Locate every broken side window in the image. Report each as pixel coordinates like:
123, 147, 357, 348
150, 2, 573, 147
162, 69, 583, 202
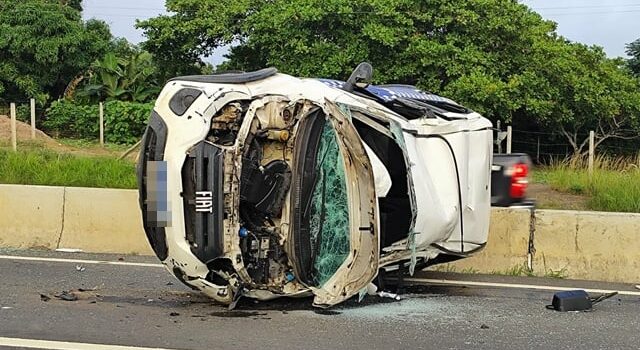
309, 121, 351, 286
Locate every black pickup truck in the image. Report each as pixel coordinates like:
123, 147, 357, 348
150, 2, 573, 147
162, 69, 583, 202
491, 153, 534, 208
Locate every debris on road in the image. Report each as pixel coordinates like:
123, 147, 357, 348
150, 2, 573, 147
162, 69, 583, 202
378, 291, 401, 301
55, 291, 79, 302
169, 312, 180, 317
635, 285, 640, 290
40, 294, 51, 302
75, 265, 86, 272
547, 290, 618, 312
480, 324, 490, 329
55, 248, 83, 253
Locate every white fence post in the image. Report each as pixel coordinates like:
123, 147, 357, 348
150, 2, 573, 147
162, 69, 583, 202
10, 103, 17, 152
30, 98, 36, 139
99, 102, 104, 147
588, 130, 595, 177
506, 126, 512, 154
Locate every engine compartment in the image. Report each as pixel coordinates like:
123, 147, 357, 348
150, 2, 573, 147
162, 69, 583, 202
203, 99, 304, 291
199, 98, 354, 292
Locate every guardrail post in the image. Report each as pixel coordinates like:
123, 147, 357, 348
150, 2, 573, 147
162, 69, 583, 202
10, 103, 17, 152
30, 98, 36, 139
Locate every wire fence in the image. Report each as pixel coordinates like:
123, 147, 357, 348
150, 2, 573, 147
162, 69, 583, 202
3, 98, 639, 161
495, 128, 640, 164
0, 101, 46, 123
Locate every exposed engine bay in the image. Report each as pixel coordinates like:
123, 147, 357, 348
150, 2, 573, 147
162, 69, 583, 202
202, 98, 347, 293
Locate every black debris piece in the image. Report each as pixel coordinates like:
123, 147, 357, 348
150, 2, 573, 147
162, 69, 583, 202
55, 291, 78, 302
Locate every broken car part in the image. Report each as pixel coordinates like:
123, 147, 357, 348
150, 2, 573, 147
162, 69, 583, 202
546, 290, 619, 312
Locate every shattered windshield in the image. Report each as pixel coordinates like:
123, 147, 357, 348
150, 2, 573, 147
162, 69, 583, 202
309, 121, 351, 286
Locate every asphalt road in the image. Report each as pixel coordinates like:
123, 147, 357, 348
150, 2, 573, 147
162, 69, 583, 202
0, 249, 639, 350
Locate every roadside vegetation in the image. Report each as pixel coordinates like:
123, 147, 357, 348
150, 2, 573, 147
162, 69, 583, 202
0, 148, 136, 189
431, 263, 568, 279
533, 155, 640, 213
0, 0, 639, 212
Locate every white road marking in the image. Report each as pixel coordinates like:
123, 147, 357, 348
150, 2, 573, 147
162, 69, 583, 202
404, 278, 640, 296
0, 337, 176, 350
0, 255, 164, 268
3, 254, 638, 296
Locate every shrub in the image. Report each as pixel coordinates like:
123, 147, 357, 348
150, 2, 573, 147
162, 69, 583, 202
103, 101, 154, 144
43, 100, 99, 139
44, 100, 153, 144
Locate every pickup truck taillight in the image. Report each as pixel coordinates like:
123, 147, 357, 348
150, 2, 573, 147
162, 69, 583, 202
509, 163, 529, 199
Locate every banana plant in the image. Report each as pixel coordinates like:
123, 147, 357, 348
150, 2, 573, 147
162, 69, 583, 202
78, 51, 160, 103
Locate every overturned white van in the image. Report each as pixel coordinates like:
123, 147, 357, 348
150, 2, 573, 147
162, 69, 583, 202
137, 64, 493, 308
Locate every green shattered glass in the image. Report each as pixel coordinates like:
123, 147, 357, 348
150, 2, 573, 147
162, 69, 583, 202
309, 120, 350, 287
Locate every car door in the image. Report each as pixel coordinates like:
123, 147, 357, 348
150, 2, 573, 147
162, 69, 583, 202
288, 100, 379, 308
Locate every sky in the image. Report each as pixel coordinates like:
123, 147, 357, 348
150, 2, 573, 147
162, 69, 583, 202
82, 0, 640, 65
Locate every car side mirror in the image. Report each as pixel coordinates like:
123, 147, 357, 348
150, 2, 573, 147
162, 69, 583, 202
342, 62, 373, 92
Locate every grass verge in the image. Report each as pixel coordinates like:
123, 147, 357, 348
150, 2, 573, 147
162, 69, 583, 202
534, 155, 640, 213
0, 148, 137, 189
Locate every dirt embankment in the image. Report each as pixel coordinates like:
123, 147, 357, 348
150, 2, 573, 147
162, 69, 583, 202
0, 115, 68, 151
0, 115, 131, 158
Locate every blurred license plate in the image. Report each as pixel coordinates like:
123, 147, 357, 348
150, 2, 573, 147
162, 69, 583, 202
146, 161, 171, 227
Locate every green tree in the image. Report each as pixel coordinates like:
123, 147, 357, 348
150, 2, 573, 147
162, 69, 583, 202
138, 0, 640, 152
627, 38, 640, 77
60, 0, 83, 11
0, 0, 110, 104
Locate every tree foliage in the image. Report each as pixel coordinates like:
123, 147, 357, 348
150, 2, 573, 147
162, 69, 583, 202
627, 38, 640, 78
138, 0, 640, 153
76, 49, 161, 103
0, 0, 110, 104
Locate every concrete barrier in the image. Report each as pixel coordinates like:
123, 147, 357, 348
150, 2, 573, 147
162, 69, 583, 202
58, 187, 153, 255
447, 208, 531, 272
0, 184, 639, 283
448, 208, 640, 283
0, 184, 64, 250
533, 210, 640, 283
0, 184, 152, 255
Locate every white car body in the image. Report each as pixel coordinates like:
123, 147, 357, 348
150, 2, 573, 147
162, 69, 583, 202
138, 68, 493, 308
